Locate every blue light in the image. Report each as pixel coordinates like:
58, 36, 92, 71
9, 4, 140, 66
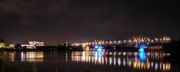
139, 52, 147, 61
95, 45, 99, 49
138, 48, 144, 52
94, 45, 103, 52
99, 46, 103, 49
97, 48, 102, 52
137, 43, 148, 49
136, 43, 148, 61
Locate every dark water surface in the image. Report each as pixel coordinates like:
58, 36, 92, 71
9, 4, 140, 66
0, 51, 179, 72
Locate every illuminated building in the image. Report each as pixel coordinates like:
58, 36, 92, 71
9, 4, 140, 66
8, 43, 15, 48
0, 42, 5, 48
0, 39, 5, 48
21, 41, 45, 49
0, 39, 20, 48
28, 41, 45, 46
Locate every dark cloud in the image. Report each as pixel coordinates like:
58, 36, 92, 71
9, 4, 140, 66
0, 0, 179, 44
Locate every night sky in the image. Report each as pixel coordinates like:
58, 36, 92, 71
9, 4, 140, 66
0, 0, 179, 44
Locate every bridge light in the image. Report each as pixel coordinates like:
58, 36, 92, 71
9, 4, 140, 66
139, 48, 144, 52
94, 45, 103, 52
95, 45, 99, 49
139, 52, 147, 61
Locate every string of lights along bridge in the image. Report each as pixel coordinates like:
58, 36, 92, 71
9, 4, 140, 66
71, 36, 171, 46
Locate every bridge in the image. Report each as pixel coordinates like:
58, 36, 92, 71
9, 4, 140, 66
71, 36, 171, 47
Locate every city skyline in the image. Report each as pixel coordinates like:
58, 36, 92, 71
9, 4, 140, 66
0, 0, 180, 72
0, 33, 178, 45
0, 34, 173, 45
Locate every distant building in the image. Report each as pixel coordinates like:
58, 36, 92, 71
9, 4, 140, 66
0, 39, 16, 48
21, 41, 45, 49
0, 39, 6, 48
8, 43, 15, 48
0, 42, 6, 48
28, 41, 45, 46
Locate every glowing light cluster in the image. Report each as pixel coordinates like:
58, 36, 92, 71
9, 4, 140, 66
137, 43, 148, 49
0, 39, 15, 48
137, 43, 148, 61
94, 45, 103, 52
71, 35, 171, 46
0, 43, 5, 48
21, 41, 45, 49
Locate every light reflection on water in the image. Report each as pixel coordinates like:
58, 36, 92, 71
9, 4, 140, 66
20, 52, 44, 62
0, 51, 171, 71
0, 52, 44, 62
71, 51, 171, 71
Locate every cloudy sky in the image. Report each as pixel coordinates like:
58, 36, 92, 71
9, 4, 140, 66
0, 0, 179, 44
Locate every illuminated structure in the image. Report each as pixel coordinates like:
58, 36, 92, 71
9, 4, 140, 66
28, 41, 45, 46
94, 45, 104, 52
71, 35, 171, 48
21, 41, 45, 49
8, 43, 15, 48
136, 43, 148, 52
132, 35, 151, 44
0, 39, 6, 48
0, 42, 5, 48
0, 39, 14, 48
